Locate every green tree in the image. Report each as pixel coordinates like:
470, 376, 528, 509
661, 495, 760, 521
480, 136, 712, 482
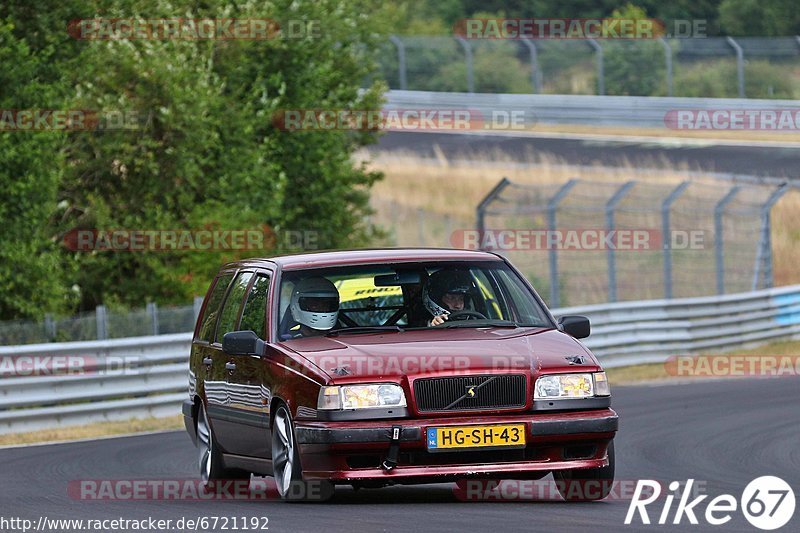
719, 0, 800, 36
0, 0, 391, 315
0, 21, 72, 319
57, 0, 389, 308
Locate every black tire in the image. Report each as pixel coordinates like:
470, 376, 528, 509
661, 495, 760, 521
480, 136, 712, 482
553, 441, 615, 502
271, 404, 333, 502
196, 402, 250, 492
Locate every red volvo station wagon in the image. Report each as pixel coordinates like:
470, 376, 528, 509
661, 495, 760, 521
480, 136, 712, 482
183, 249, 618, 501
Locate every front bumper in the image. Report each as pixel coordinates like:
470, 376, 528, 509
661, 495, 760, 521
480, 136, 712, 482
295, 408, 617, 483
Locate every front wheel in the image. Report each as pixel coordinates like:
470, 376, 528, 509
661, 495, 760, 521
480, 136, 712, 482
553, 441, 615, 502
271, 404, 333, 502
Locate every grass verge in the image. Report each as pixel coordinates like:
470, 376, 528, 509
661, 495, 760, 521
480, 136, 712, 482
606, 339, 800, 385
504, 123, 800, 144
0, 415, 183, 447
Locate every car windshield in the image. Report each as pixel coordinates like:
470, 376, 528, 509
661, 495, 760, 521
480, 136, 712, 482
277, 261, 553, 339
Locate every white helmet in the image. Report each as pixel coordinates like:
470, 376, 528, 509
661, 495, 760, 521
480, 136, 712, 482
290, 277, 339, 331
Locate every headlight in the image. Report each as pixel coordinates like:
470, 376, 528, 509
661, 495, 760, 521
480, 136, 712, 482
534, 372, 610, 399
317, 384, 407, 410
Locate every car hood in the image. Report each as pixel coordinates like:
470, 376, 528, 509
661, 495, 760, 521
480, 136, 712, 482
281, 327, 600, 381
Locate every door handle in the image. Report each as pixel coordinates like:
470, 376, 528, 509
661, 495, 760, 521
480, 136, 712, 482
225, 362, 236, 372
202, 357, 213, 366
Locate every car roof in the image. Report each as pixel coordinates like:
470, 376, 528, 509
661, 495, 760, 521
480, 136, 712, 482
222, 248, 502, 271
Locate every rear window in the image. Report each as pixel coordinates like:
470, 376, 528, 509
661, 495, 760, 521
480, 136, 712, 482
215, 272, 255, 343
196, 273, 234, 342
240, 274, 271, 339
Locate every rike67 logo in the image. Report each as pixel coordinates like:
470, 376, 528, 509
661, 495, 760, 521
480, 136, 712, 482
626, 477, 795, 530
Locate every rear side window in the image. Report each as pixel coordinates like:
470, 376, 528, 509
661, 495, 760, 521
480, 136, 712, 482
215, 272, 254, 343
240, 274, 270, 339
197, 273, 234, 342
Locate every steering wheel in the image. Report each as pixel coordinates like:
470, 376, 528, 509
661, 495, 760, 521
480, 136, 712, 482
446, 310, 487, 321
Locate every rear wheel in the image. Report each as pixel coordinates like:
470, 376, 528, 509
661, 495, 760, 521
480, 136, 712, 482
554, 441, 615, 502
271, 404, 333, 502
197, 402, 250, 491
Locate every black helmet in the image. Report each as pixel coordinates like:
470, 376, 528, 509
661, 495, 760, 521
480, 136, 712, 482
423, 269, 473, 316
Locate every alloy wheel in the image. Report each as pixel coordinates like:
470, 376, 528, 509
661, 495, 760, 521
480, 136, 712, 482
272, 407, 295, 497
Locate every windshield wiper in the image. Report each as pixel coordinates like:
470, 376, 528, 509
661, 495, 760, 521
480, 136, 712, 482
326, 325, 404, 336
441, 320, 519, 329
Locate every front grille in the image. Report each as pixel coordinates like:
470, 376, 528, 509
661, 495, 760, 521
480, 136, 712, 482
413, 374, 527, 412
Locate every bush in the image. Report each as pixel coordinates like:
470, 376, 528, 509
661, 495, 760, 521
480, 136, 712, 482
604, 41, 666, 96
430, 42, 532, 94
674, 59, 795, 99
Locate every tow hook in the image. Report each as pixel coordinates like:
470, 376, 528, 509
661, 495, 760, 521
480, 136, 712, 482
381, 426, 402, 471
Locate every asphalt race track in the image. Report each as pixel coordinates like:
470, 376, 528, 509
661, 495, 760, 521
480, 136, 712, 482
374, 131, 800, 178
1, 378, 797, 532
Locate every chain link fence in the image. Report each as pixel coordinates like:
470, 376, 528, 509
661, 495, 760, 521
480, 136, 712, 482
477, 178, 790, 307
378, 36, 800, 98
0, 300, 202, 346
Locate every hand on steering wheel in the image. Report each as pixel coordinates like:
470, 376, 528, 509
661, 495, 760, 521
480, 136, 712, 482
445, 310, 487, 321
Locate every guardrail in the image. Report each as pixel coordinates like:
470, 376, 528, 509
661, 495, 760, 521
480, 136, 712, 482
570, 284, 800, 366
0, 334, 190, 434
384, 90, 800, 128
1, 285, 799, 434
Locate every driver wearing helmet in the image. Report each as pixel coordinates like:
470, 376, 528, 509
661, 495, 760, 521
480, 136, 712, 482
422, 269, 473, 326
288, 277, 340, 337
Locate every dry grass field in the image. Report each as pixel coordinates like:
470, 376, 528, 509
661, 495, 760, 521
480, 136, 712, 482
363, 149, 800, 289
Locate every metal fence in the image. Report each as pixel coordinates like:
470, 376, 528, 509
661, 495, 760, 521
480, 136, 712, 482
477, 178, 793, 308
0, 333, 190, 434
378, 36, 800, 98
0, 299, 203, 346
2, 284, 799, 434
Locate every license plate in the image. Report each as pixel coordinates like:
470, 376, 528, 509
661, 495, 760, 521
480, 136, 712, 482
426, 424, 526, 451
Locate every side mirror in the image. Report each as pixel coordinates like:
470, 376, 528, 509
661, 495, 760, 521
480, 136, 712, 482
222, 330, 265, 356
557, 315, 590, 339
